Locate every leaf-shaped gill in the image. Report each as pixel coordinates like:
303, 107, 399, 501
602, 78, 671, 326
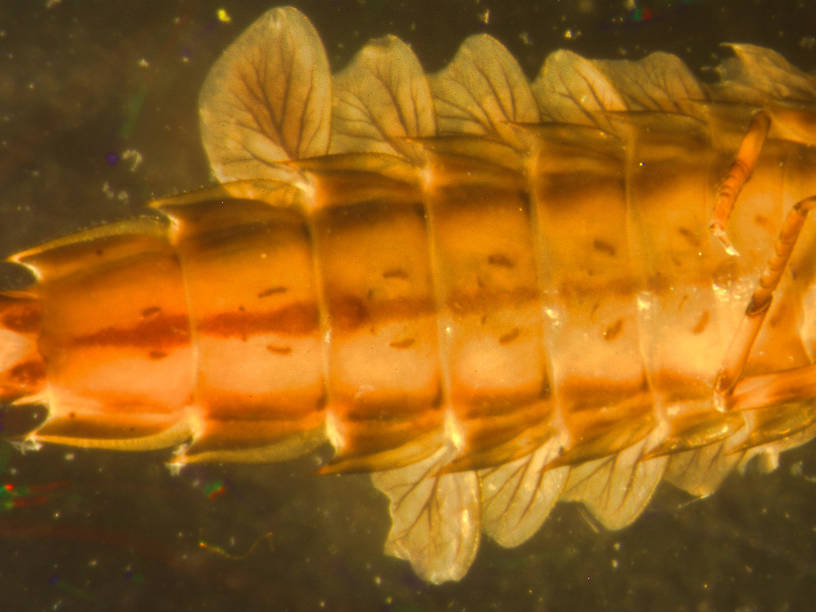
331, 35, 436, 162
199, 6, 331, 181
371, 447, 480, 583
430, 33, 539, 150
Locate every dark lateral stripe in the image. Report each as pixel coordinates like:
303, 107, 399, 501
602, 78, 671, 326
72, 315, 191, 348
198, 302, 319, 337
327, 295, 435, 331
66, 290, 529, 349
64, 270, 722, 349
448, 287, 539, 315
69, 306, 317, 349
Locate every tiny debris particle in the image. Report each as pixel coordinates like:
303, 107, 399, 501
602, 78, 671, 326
577, 0, 595, 13
217, 8, 232, 23
122, 149, 143, 172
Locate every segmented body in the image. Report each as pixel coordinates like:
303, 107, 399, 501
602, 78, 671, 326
2, 6, 816, 583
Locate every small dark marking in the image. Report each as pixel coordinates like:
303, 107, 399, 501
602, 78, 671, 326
692, 310, 710, 335
677, 226, 700, 247
499, 328, 520, 345
73, 314, 191, 348
266, 344, 293, 355
590, 300, 601, 318
149, 350, 168, 360
95, 248, 104, 257
10, 361, 45, 385
389, 337, 415, 349
257, 286, 287, 298
69, 412, 76, 419
768, 308, 785, 328
141, 306, 161, 318
331, 296, 368, 330
592, 239, 616, 257
487, 253, 514, 268
382, 268, 409, 280
238, 305, 246, 312
755, 214, 773, 232
602, 319, 623, 341
2, 307, 41, 333
646, 273, 668, 293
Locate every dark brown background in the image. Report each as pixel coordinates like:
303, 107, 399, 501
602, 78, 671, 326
1, 1, 816, 610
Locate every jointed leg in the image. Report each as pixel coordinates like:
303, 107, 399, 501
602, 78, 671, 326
714, 196, 816, 407
709, 111, 771, 256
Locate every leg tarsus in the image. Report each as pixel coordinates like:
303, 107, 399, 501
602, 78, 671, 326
709, 110, 771, 256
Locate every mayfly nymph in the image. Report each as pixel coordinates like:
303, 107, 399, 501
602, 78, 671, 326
3, 6, 816, 583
